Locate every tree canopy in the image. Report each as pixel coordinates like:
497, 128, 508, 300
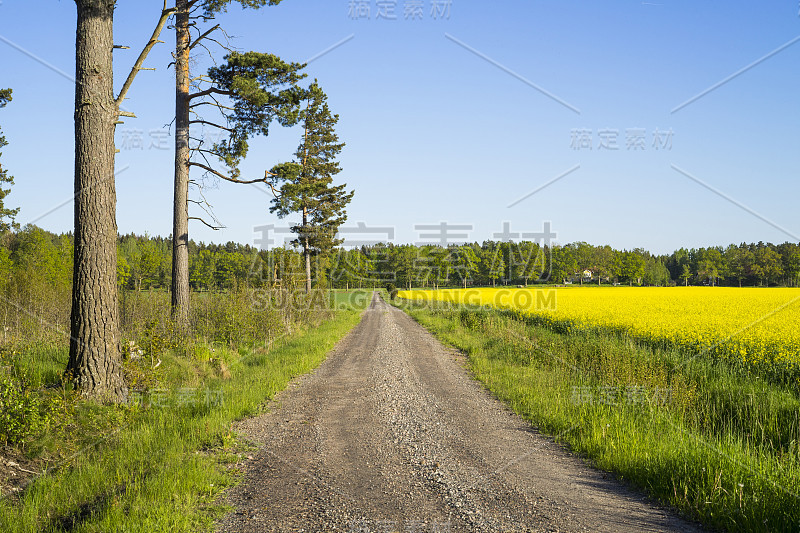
268, 82, 354, 291
205, 51, 306, 179
0, 89, 19, 233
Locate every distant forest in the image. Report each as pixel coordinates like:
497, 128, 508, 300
3, 226, 797, 292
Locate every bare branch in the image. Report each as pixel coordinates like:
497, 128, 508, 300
205, 91, 225, 109
193, 147, 217, 153
187, 176, 226, 230
194, 187, 223, 222
189, 119, 234, 132
115, 2, 175, 106
264, 170, 281, 198
195, 202, 220, 222
189, 145, 215, 166
189, 86, 233, 100
189, 162, 273, 185
201, 36, 234, 53
189, 24, 221, 50
194, 148, 215, 169
190, 101, 235, 111
193, 148, 226, 159
189, 216, 224, 230
190, 41, 218, 67
188, 162, 235, 181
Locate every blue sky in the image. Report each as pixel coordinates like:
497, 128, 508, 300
0, 0, 798, 254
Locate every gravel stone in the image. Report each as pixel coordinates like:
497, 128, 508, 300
216, 293, 701, 532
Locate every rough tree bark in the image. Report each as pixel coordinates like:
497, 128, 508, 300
303, 206, 311, 293
171, 0, 191, 329
67, 0, 127, 402
68, 0, 172, 402
301, 117, 311, 294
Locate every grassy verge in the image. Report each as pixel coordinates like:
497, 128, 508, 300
0, 290, 368, 532
397, 300, 800, 532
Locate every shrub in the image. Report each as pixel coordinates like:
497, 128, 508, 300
0, 370, 48, 447
385, 283, 398, 300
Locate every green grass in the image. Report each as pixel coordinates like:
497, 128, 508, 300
397, 300, 800, 532
0, 290, 369, 532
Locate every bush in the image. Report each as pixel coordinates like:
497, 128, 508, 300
385, 283, 398, 300
0, 371, 48, 447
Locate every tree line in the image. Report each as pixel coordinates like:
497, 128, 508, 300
1, 228, 795, 295
329, 240, 800, 289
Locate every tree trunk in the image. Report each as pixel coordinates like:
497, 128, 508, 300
171, 0, 191, 328
67, 0, 126, 403
303, 206, 311, 293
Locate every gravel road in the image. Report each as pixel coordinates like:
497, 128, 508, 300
217, 292, 701, 533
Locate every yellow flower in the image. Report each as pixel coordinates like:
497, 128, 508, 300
398, 287, 800, 373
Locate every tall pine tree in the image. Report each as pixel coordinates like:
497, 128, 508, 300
269, 82, 354, 293
0, 89, 19, 232
68, 1, 172, 402
170, 0, 287, 329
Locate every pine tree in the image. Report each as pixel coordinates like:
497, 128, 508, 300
68, 1, 172, 402
269, 82, 354, 293
170, 0, 288, 329
0, 89, 19, 232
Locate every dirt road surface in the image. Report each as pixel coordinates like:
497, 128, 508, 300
217, 293, 700, 532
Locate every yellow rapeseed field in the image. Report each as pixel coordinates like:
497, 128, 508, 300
398, 287, 800, 373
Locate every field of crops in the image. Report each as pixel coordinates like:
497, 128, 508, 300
397, 287, 800, 378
